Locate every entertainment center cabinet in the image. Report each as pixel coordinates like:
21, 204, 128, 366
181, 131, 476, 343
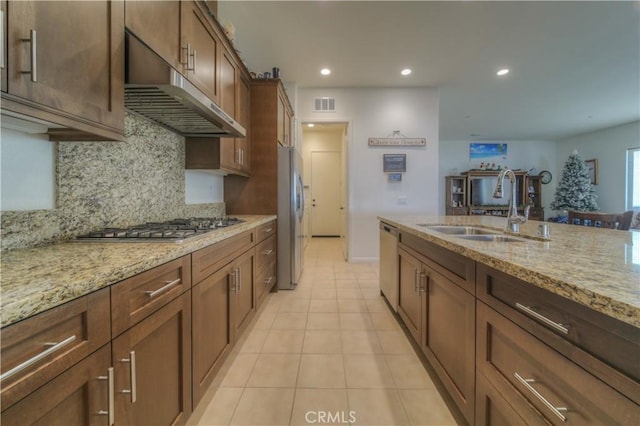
445, 171, 544, 221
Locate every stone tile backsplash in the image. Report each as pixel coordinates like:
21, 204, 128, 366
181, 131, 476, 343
1, 113, 224, 251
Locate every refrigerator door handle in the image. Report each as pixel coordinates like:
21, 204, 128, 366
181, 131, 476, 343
297, 174, 305, 220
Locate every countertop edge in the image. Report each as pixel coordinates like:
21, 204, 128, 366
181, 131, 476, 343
379, 216, 639, 328
1, 215, 277, 328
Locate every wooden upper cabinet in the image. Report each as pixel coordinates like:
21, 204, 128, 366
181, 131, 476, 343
277, 94, 286, 145
4, 0, 124, 141
124, 0, 182, 70
180, 0, 220, 104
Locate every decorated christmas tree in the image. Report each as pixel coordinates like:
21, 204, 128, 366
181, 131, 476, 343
550, 151, 598, 211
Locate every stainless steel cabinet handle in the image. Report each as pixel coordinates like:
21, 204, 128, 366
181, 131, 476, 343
515, 303, 569, 334
20, 29, 37, 82
261, 249, 274, 255
1, 10, 5, 69
414, 269, 420, 292
119, 351, 137, 403
263, 228, 273, 233
264, 277, 274, 285
97, 367, 115, 425
230, 270, 238, 292
145, 278, 181, 299
182, 43, 195, 72
237, 267, 241, 292
514, 372, 568, 422
419, 273, 427, 292
0, 335, 76, 381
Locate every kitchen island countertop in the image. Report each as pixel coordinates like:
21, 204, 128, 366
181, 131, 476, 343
1, 215, 276, 328
379, 215, 640, 328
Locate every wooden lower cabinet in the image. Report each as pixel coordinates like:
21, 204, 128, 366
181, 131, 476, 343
397, 247, 424, 343
397, 244, 475, 424
232, 248, 256, 339
112, 292, 192, 426
477, 301, 639, 425
421, 264, 475, 424
192, 265, 233, 407
1, 344, 112, 426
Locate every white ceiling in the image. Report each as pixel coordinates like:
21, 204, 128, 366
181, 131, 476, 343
218, 1, 640, 142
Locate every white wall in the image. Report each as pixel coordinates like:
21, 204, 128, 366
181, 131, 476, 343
0, 128, 56, 211
297, 87, 439, 261
556, 120, 640, 213
439, 140, 558, 215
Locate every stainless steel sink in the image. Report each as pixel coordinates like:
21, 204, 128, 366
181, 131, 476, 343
419, 225, 500, 235
456, 234, 525, 243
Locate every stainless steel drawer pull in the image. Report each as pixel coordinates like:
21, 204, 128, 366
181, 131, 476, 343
0, 10, 4, 69
264, 277, 274, 284
414, 269, 420, 292
145, 278, 181, 298
515, 372, 568, 422
237, 267, 242, 291
261, 249, 274, 255
20, 29, 37, 82
515, 303, 569, 334
263, 228, 273, 233
119, 351, 137, 403
97, 367, 115, 425
230, 270, 238, 292
0, 334, 77, 381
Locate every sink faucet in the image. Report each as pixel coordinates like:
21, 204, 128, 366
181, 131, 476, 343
493, 168, 530, 233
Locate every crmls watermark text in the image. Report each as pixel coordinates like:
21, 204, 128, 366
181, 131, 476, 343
305, 410, 356, 424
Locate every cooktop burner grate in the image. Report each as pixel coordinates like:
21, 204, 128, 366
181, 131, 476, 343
75, 217, 244, 243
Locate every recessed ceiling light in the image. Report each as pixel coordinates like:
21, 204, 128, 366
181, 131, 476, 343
401, 68, 412, 76
496, 68, 510, 76
307, 123, 315, 128
320, 68, 331, 76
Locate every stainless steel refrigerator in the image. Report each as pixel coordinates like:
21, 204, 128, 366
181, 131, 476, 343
277, 146, 305, 290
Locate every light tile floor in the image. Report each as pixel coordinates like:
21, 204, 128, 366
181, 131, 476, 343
188, 238, 456, 426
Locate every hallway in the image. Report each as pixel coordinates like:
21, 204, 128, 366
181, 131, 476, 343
189, 238, 456, 426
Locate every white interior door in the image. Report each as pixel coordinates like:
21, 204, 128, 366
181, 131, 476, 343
311, 151, 341, 236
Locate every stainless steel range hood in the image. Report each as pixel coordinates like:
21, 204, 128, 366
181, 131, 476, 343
125, 33, 246, 138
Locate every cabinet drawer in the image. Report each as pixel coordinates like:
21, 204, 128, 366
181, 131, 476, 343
111, 255, 191, 337
477, 263, 640, 399
192, 230, 255, 283
255, 221, 276, 243
1, 287, 110, 409
476, 371, 529, 426
399, 231, 475, 295
256, 261, 277, 308
477, 301, 640, 425
1, 344, 112, 426
256, 235, 276, 272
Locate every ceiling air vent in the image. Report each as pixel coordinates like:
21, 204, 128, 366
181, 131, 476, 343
313, 97, 336, 112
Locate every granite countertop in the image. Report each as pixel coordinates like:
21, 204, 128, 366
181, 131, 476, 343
379, 215, 640, 328
0, 215, 276, 328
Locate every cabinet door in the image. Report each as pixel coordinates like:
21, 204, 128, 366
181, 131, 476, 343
192, 265, 234, 407
476, 371, 530, 426
277, 94, 285, 146
1, 345, 112, 426
237, 73, 251, 173
422, 267, 476, 424
124, 0, 181, 70
180, 0, 220, 104
7, 1, 124, 137
112, 292, 192, 426
397, 247, 423, 344
284, 107, 291, 147
232, 249, 256, 338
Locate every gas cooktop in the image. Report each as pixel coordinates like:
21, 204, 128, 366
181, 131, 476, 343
75, 217, 245, 243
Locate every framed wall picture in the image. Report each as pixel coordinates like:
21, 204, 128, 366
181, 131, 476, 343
586, 159, 598, 185
383, 154, 406, 173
